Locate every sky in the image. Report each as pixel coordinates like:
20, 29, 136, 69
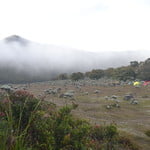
0, 0, 150, 52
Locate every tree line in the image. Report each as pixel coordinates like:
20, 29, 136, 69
57, 58, 150, 81
0, 58, 149, 83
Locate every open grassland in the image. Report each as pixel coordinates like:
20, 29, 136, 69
7, 80, 150, 150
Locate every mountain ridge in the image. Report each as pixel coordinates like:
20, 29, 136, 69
0, 35, 150, 82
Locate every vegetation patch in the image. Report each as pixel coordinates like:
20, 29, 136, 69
0, 90, 141, 150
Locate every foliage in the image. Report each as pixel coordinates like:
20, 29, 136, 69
85, 69, 104, 79
0, 91, 91, 150
70, 72, 84, 81
137, 58, 150, 80
104, 68, 115, 78
1, 58, 150, 83
89, 125, 140, 150
0, 90, 42, 150
118, 135, 140, 150
113, 66, 136, 81
0, 91, 140, 150
57, 73, 68, 80
145, 130, 150, 137
130, 61, 139, 67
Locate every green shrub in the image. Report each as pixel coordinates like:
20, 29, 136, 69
27, 105, 91, 150
118, 135, 140, 150
86, 69, 104, 79
0, 90, 42, 150
0, 91, 140, 150
145, 130, 150, 137
70, 72, 84, 81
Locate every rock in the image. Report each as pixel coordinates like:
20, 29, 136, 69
130, 100, 139, 105
94, 90, 100, 94
104, 96, 109, 100
84, 92, 89, 95
106, 105, 111, 109
44, 88, 61, 95
123, 94, 134, 101
60, 91, 75, 98
106, 103, 120, 109
111, 95, 118, 99
0, 85, 14, 93
64, 92, 74, 98
112, 103, 120, 108
114, 100, 121, 103
67, 90, 75, 93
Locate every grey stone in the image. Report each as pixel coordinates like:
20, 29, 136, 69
123, 94, 134, 101
94, 90, 100, 94
111, 95, 118, 99
130, 100, 139, 105
0, 85, 14, 92
106, 105, 111, 109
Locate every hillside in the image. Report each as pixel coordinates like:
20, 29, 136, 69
0, 35, 150, 83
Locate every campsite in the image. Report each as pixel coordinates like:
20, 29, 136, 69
1, 79, 150, 150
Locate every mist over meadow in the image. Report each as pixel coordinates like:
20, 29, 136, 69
0, 35, 149, 83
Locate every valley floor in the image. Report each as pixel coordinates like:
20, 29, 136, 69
6, 80, 150, 150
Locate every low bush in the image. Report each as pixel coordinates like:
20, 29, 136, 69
0, 90, 140, 150
145, 130, 150, 137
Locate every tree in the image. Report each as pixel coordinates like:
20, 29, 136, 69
113, 66, 136, 81
70, 72, 84, 81
137, 58, 150, 80
130, 61, 139, 67
104, 68, 115, 78
86, 69, 104, 79
57, 73, 68, 80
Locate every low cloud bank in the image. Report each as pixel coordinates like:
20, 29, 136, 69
0, 35, 149, 83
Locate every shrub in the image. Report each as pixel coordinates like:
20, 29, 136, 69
118, 135, 140, 150
0, 90, 42, 150
145, 130, 150, 137
27, 105, 91, 150
57, 73, 68, 80
86, 69, 104, 79
70, 72, 84, 81
0, 91, 140, 150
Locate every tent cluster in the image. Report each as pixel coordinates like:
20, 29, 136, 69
133, 81, 150, 87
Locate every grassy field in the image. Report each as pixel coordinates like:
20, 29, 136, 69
10, 80, 150, 150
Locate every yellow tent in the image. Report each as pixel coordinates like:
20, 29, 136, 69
133, 81, 140, 86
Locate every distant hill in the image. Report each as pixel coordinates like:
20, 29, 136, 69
0, 35, 150, 83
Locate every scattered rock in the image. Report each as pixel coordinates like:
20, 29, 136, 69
106, 103, 120, 109
0, 85, 14, 93
44, 88, 61, 95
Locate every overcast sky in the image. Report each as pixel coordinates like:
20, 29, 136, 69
0, 0, 150, 52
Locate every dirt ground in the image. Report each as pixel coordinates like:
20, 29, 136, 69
10, 80, 150, 150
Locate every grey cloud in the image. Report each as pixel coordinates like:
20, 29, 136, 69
0, 35, 149, 83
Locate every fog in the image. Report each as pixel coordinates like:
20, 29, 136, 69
0, 35, 150, 82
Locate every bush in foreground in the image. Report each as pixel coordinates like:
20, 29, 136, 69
0, 90, 140, 150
